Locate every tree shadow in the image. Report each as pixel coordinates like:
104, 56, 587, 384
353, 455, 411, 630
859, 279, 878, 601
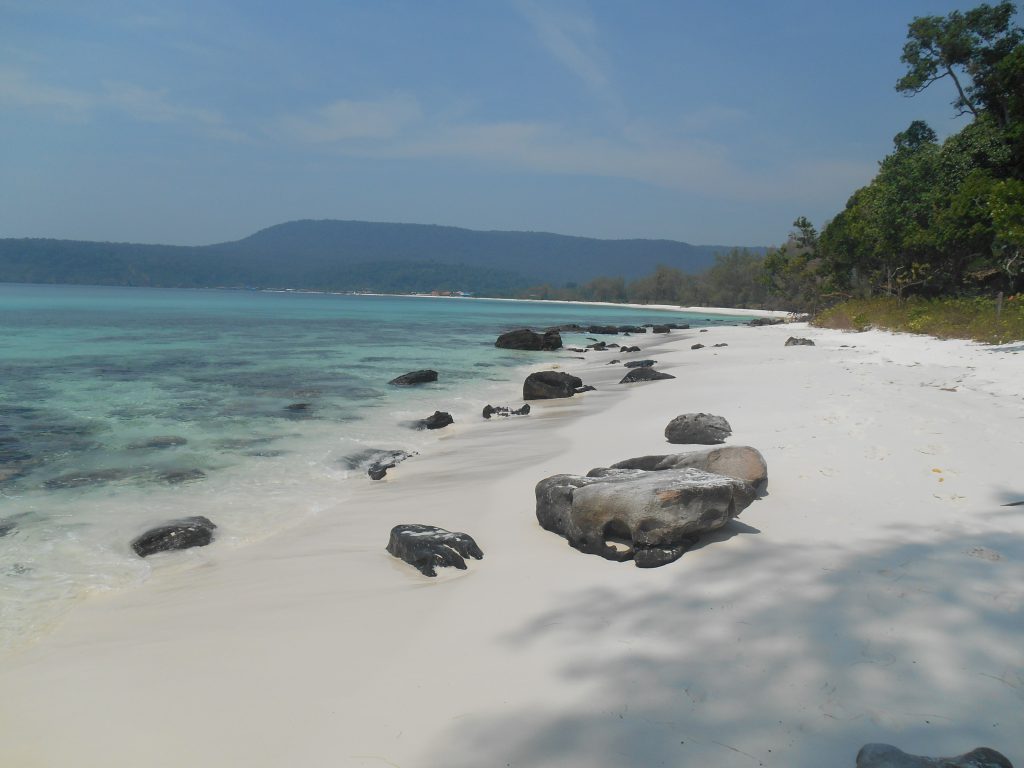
423, 523, 1024, 767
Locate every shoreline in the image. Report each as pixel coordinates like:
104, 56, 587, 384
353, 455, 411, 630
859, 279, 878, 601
1, 323, 1020, 766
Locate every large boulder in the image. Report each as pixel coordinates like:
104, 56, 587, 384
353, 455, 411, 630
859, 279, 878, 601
495, 328, 563, 351
389, 369, 438, 386
619, 367, 675, 384
856, 744, 1012, 768
600, 445, 768, 493
536, 467, 757, 568
386, 524, 484, 577
665, 413, 732, 444
623, 359, 656, 368
523, 371, 584, 400
785, 336, 815, 346
131, 516, 217, 557
410, 411, 454, 430
651, 325, 671, 333
588, 325, 619, 335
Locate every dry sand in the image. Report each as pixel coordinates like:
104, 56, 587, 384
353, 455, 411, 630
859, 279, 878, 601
0, 321, 1021, 767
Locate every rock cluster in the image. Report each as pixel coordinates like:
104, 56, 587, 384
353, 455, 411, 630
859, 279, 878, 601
482, 404, 531, 419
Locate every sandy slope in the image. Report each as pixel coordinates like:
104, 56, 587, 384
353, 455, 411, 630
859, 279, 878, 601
0, 322, 1021, 768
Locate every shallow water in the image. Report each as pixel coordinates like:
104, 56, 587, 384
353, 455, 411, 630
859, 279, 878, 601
0, 284, 746, 648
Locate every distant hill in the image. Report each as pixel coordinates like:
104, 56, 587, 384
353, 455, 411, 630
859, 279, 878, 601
0, 219, 763, 295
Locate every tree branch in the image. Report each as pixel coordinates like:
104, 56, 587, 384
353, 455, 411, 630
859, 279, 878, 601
945, 65, 979, 117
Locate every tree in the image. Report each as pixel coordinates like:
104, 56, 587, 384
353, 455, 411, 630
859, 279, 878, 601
897, 2, 1023, 127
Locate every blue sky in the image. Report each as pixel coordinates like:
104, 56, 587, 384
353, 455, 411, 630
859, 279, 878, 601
0, 0, 982, 247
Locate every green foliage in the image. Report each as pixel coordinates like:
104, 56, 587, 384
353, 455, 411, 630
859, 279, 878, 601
814, 294, 1024, 343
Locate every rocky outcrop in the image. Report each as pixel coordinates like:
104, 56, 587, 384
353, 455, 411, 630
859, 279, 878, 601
855, 744, 1012, 768
601, 445, 768, 492
652, 325, 670, 333
388, 369, 438, 386
623, 359, 656, 368
482, 404, 530, 419
749, 317, 785, 326
495, 328, 563, 351
617, 325, 646, 334
411, 411, 454, 430
131, 516, 217, 557
619, 345, 641, 353
785, 337, 815, 346
588, 325, 619, 335
536, 466, 757, 568
386, 524, 484, 577
523, 371, 584, 400
665, 413, 732, 444
619, 367, 675, 383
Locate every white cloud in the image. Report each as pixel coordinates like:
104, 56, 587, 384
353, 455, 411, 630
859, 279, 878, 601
276, 96, 421, 143
514, 0, 612, 98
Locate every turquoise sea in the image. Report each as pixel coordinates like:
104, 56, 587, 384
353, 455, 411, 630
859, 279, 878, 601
0, 283, 747, 648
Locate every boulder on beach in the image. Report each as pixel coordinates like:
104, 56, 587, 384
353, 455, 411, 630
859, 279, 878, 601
691, 343, 705, 350
651, 325, 670, 333
342, 448, 417, 480
785, 337, 815, 346
495, 328, 563, 351
588, 325, 619, 335
665, 413, 732, 445
623, 359, 656, 368
749, 317, 785, 326
411, 411, 454, 430
386, 524, 484, 577
536, 466, 758, 568
619, 345, 641, 353
619, 367, 675, 384
131, 516, 217, 558
855, 744, 1012, 768
388, 369, 438, 386
482, 403, 530, 419
523, 371, 584, 400
713, 343, 728, 348
601, 445, 768, 492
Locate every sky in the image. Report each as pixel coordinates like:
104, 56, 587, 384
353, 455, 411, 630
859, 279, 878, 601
0, 0, 987, 247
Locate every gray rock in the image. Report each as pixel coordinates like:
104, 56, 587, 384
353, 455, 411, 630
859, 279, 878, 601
785, 336, 815, 346
623, 359, 656, 368
665, 413, 732, 445
619, 345, 642, 352
482, 404, 530, 419
523, 371, 584, 400
495, 328, 563, 351
599, 445, 768, 492
389, 369, 438, 386
536, 467, 757, 568
131, 516, 217, 557
410, 411, 454, 430
0, 519, 16, 538
691, 343, 705, 349
749, 317, 785, 326
619, 367, 675, 384
157, 468, 207, 484
341, 448, 417, 480
652, 325, 670, 333
386, 524, 483, 577
855, 743, 1012, 768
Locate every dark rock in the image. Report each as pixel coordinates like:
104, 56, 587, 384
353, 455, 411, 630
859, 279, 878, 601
523, 371, 584, 400
749, 317, 785, 326
128, 436, 188, 450
343, 448, 417, 480
0, 519, 16, 538
712, 343, 728, 348
574, 385, 597, 393
855, 744, 1012, 768
131, 516, 217, 557
652, 325, 671, 333
586, 341, 608, 350
665, 413, 732, 445
495, 328, 563, 351
623, 359, 656, 368
786, 336, 815, 346
699, 329, 709, 332
600, 445, 768, 492
619, 345, 642, 353
619, 367, 675, 383
482, 404, 530, 419
536, 467, 757, 568
389, 369, 438, 386
565, 347, 586, 353
691, 343, 705, 350
617, 325, 645, 334
607, 343, 620, 348
386, 524, 484, 577
410, 411, 454, 430
158, 468, 207, 484
285, 403, 312, 412
588, 325, 619, 335
606, 359, 621, 365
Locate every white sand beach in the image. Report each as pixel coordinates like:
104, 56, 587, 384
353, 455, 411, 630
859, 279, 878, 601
1, 321, 1021, 767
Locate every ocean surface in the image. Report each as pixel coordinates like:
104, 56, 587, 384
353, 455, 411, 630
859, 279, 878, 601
0, 283, 748, 648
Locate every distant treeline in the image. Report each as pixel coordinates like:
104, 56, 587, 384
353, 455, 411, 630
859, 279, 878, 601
519, 248, 787, 309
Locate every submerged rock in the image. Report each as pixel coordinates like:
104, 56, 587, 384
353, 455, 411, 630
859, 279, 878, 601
131, 516, 217, 558
342, 448, 418, 480
386, 524, 484, 577
691, 343, 705, 350
855, 744, 1012, 768
128, 436, 188, 450
157, 468, 207, 484
411, 411, 454, 430
388, 370, 438, 386
44, 468, 136, 489
482, 404, 531, 419
0, 519, 16, 538
523, 371, 584, 400
664, 413, 732, 445
495, 328, 563, 351
619, 367, 675, 384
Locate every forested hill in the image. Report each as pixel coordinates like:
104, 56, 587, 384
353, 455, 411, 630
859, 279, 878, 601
0, 219, 757, 296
